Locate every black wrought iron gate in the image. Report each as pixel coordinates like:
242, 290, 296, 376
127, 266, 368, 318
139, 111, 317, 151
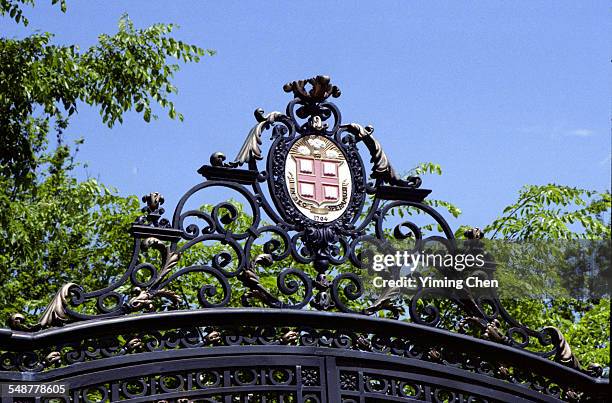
0, 76, 608, 402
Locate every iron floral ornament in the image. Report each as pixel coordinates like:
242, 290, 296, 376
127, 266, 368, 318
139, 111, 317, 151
4, 76, 606, 402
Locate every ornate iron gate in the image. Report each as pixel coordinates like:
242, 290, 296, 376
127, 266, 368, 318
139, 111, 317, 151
0, 76, 608, 402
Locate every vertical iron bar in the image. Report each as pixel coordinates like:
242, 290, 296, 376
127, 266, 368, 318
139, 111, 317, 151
324, 356, 341, 403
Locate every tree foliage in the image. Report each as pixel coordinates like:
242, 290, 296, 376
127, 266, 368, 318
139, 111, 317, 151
1, 0, 66, 26
479, 185, 610, 367
0, 2, 212, 323
0, 144, 140, 322
485, 184, 611, 240
476, 185, 610, 366
1, 7, 214, 186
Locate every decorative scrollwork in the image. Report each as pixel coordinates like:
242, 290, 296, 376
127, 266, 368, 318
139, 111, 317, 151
232, 109, 286, 167
10, 283, 81, 331
543, 326, 581, 370
283, 75, 341, 104
136, 192, 170, 227
340, 123, 420, 187
126, 287, 181, 312
5, 75, 599, 399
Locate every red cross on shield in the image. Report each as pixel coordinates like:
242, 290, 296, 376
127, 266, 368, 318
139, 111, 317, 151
295, 156, 341, 205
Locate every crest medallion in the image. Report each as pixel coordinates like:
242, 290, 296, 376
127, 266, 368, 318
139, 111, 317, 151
284, 135, 352, 222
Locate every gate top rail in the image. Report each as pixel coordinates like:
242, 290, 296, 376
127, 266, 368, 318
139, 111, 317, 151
1, 309, 609, 401
0, 308, 606, 388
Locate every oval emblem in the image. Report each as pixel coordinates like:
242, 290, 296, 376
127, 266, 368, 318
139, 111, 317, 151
285, 135, 352, 223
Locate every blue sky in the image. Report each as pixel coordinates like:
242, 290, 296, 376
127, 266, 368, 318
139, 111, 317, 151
2, 1, 610, 229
